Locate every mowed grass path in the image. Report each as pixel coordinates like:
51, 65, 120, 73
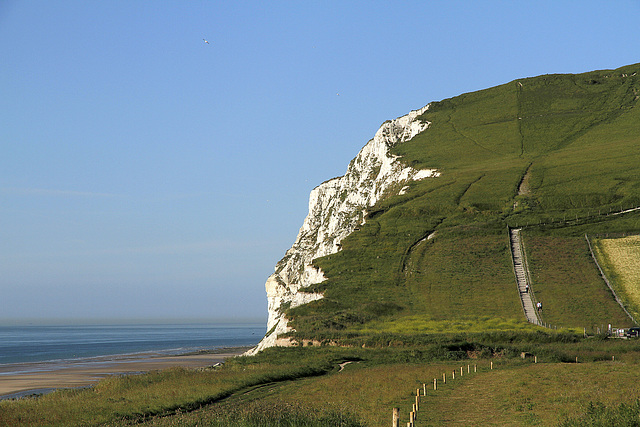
136, 355, 640, 427
140, 361, 503, 426
523, 233, 633, 330
253, 362, 474, 426
420, 358, 640, 426
120, 362, 463, 426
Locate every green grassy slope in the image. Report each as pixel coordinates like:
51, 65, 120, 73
524, 234, 633, 330
287, 64, 640, 340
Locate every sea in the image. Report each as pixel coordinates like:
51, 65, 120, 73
0, 322, 265, 370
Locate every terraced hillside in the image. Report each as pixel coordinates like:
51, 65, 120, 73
288, 63, 640, 340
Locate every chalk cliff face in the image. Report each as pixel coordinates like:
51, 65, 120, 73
248, 104, 439, 354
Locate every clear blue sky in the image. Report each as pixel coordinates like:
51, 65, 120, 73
1, 1, 638, 324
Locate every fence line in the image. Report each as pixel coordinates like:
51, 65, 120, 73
392, 352, 625, 426
391, 362, 487, 427
584, 234, 638, 325
589, 232, 640, 239
509, 229, 634, 332
507, 205, 640, 230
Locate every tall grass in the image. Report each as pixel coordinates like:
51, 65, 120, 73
166, 361, 505, 427
559, 401, 640, 427
0, 350, 334, 427
124, 401, 365, 427
139, 347, 640, 427
421, 360, 640, 426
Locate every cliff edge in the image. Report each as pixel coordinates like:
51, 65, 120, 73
248, 104, 439, 354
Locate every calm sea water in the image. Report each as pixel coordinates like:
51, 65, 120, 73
0, 323, 265, 367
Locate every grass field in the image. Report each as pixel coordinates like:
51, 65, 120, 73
5, 342, 640, 426
129, 342, 640, 426
420, 359, 640, 426
523, 233, 633, 331
593, 235, 640, 321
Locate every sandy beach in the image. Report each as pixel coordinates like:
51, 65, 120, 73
0, 348, 249, 399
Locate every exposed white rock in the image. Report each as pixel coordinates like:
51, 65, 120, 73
246, 104, 439, 355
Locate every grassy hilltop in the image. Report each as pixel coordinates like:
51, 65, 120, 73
4, 64, 640, 426
290, 63, 640, 339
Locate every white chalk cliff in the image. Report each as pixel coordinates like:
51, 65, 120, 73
248, 104, 439, 355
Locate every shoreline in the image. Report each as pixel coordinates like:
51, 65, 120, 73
0, 346, 253, 400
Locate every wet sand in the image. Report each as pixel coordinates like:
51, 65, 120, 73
0, 348, 250, 399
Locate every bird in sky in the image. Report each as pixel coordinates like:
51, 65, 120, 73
203, 38, 210, 44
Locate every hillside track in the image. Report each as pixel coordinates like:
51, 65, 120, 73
509, 228, 540, 325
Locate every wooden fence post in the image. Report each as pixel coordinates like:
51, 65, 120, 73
392, 407, 400, 427
452, 370, 455, 380
468, 364, 470, 374
423, 383, 426, 396
491, 361, 493, 370
534, 356, 537, 363
460, 366, 464, 376
434, 378, 437, 390
443, 373, 446, 384
474, 364, 477, 373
